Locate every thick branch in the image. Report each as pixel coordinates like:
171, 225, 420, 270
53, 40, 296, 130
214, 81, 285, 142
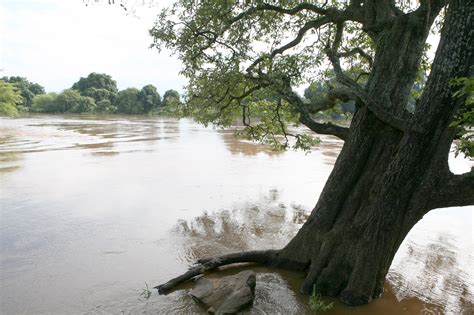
415, 0, 449, 21
155, 250, 278, 294
280, 82, 349, 140
186, 3, 331, 62
337, 47, 374, 68
247, 16, 331, 72
427, 170, 474, 210
229, 2, 363, 23
245, 73, 350, 140
326, 23, 407, 131
299, 112, 349, 140
307, 86, 356, 114
360, 0, 399, 34
227, 3, 328, 27
255, 3, 329, 16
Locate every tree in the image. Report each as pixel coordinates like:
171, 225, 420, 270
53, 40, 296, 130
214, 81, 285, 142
56, 89, 96, 113
153, 0, 474, 306
82, 87, 117, 104
72, 72, 118, 93
116, 87, 142, 114
29, 83, 45, 96
31, 93, 59, 113
1, 76, 45, 109
0, 80, 22, 116
139, 84, 161, 112
95, 99, 116, 113
72, 72, 118, 103
162, 89, 181, 107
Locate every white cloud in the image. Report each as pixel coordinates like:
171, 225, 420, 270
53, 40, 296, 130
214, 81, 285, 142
0, 0, 186, 94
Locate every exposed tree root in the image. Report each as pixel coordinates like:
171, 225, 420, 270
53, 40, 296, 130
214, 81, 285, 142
155, 250, 282, 294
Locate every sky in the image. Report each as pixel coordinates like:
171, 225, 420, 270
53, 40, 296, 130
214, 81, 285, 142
0, 0, 185, 93
0, 1, 441, 96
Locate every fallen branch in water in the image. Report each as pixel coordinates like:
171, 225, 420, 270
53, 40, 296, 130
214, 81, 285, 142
155, 250, 281, 294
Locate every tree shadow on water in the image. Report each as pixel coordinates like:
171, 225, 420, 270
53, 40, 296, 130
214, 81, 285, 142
171, 189, 309, 266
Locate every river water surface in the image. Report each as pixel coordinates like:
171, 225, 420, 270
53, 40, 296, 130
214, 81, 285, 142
0, 115, 472, 314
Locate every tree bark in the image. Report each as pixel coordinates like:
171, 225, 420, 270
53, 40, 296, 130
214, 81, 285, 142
156, 0, 473, 306
274, 0, 473, 305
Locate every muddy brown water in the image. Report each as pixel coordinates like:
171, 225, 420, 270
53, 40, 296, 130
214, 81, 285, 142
0, 114, 472, 314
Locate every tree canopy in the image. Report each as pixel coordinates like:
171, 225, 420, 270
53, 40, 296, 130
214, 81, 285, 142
3, 72, 179, 115
32, 93, 59, 113
1, 76, 45, 110
162, 89, 181, 107
116, 87, 142, 114
139, 84, 162, 112
149, 0, 472, 155
72, 72, 119, 95
0, 80, 23, 116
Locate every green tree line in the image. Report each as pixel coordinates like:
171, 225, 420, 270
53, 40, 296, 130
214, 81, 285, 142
0, 73, 181, 116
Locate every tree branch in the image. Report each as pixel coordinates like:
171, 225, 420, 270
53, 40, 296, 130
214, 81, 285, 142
253, 3, 330, 16
427, 170, 474, 210
307, 86, 356, 114
227, 2, 330, 27
325, 22, 407, 132
247, 16, 331, 73
278, 80, 349, 140
228, 1, 364, 23
243, 72, 350, 141
415, 0, 449, 21
299, 112, 349, 140
337, 47, 374, 68
155, 250, 279, 294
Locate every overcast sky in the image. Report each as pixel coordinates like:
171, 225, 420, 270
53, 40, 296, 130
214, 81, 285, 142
1, 1, 441, 96
0, 0, 185, 93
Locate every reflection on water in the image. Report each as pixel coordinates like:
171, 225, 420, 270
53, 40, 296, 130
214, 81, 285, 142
0, 114, 472, 314
0, 115, 176, 158
173, 191, 305, 265
171, 190, 473, 314
389, 233, 474, 314
220, 130, 284, 157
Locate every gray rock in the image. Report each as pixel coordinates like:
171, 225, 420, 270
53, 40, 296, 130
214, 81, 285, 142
189, 270, 256, 314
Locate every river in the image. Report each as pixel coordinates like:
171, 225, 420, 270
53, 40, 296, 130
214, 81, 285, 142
0, 115, 472, 314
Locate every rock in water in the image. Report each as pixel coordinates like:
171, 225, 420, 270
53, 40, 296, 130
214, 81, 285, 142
189, 270, 257, 314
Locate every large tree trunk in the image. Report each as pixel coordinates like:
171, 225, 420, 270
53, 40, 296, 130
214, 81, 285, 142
275, 0, 473, 305
157, 0, 473, 305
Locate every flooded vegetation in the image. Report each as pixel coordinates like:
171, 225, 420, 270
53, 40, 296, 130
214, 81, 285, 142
0, 115, 472, 314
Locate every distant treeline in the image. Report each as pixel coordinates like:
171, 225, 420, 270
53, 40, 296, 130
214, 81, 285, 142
0, 73, 181, 116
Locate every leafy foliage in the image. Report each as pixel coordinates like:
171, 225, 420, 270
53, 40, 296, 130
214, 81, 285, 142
0, 80, 23, 116
1, 76, 45, 110
71, 73, 118, 111
32, 93, 59, 113
450, 77, 474, 158
56, 89, 96, 113
304, 80, 355, 119
82, 87, 117, 104
139, 84, 162, 112
23, 72, 180, 115
149, 0, 380, 149
32, 89, 95, 113
95, 99, 116, 113
162, 89, 181, 107
72, 72, 118, 95
309, 285, 334, 312
116, 87, 142, 114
